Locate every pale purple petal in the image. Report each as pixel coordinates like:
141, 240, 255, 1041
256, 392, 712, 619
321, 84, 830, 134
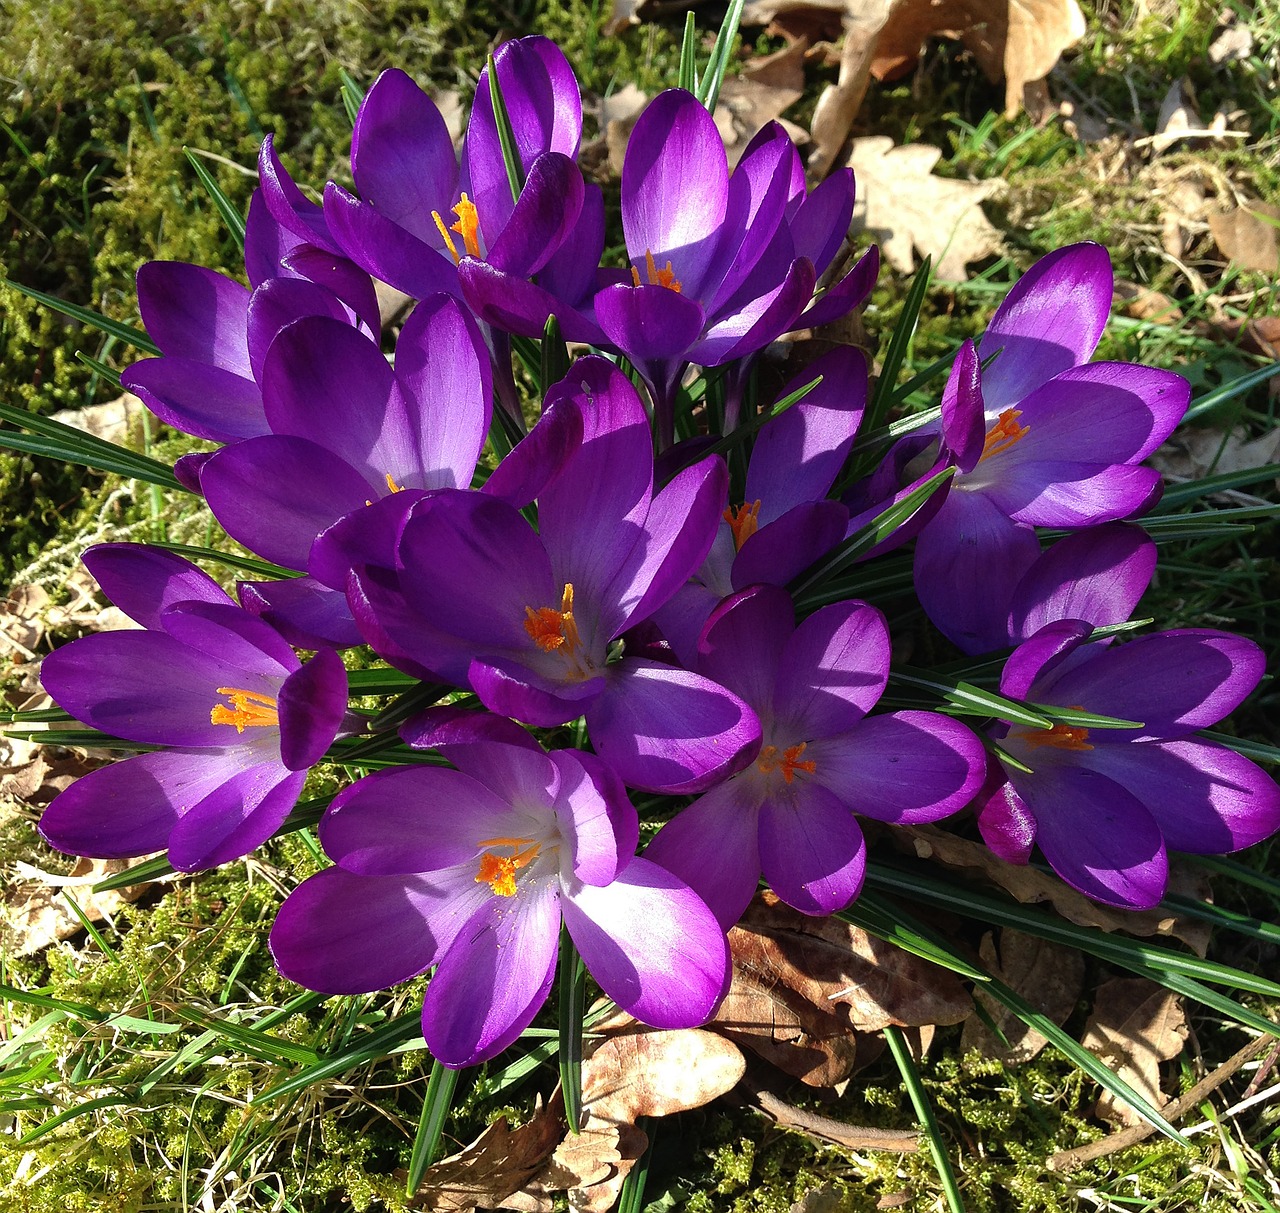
469, 655, 605, 728
975, 770, 1037, 863
122, 357, 265, 444
759, 786, 866, 916
563, 857, 729, 1026
998, 619, 1094, 700
157, 599, 297, 674
245, 276, 361, 384
554, 749, 638, 886
270, 867, 440, 994
485, 152, 584, 278
939, 340, 985, 472
258, 135, 338, 253
422, 881, 561, 1067
135, 261, 252, 374
166, 763, 303, 871
587, 659, 761, 794
731, 501, 849, 591
81, 543, 233, 629
696, 585, 792, 714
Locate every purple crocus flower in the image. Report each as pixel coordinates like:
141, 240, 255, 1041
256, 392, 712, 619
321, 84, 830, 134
646, 584, 987, 928
979, 620, 1280, 909
910, 243, 1189, 652
346, 356, 760, 793
269, 720, 729, 1068
197, 293, 492, 647
38, 544, 349, 872
653, 345, 867, 664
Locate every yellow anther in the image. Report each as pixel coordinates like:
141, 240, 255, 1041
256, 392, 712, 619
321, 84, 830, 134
432, 210, 461, 263
450, 194, 482, 258
757, 742, 817, 784
723, 500, 762, 551
385, 471, 404, 494
979, 408, 1030, 463
210, 687, 279, 733
474, 837, 542, 897
523, 583, 581, 653
632, 248, 683, 292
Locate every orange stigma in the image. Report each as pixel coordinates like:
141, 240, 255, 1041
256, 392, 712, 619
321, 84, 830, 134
630, 248, 683, 293
432, 193, 482, 263
757, 742, 817, 784
1022, 722, 1093, 752
474, 837, 542, 896
210, 687, 279, 733
723, 500, 762, 551
384, 472, 404, 494
979, 408, 1030, 463
523, 583, 581, 653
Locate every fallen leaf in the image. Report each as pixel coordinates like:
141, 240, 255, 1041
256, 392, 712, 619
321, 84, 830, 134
1208, 21, 1253, 65
1081, 977, 1188, 1127
714, 40, 809, 165
3, 855, 152, 955
712, 893, 970, 1085
1151, 423, 1280, 489
513, 1021, 747, 1212
847, 137, 1005, 281
51, 392, 145, 446
407, 1095, 565, 1211
600, 82, 649, 178
961, 929, 1085, 1063
1114, 281, 1184, 324
897, 824, 1213, 955
1208, 201, 1280, 273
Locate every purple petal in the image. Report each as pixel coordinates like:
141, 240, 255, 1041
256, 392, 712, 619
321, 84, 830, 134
351, 68, 457, 245
939, 340, 985, 472
759, 785, 867, 915
270, 866, 441, 994
644, 779, 763, 930
998, 619, 1095, 700
422, 882, 561, 1067
279, 245, 382, 335
485, 152, 584, 278
622, 90, 728, 299
696, 584, 793, 714
1009, 523, 1157, 644
136, 262, 251, 375
277, 647, 348, 770
399, 704, 540, 755
166, 763, 303, 871
537, 180, 605, 306
321, 765, 514, 876
694, 253, 815, 367
1012, 763, 1168, 909
975, 767, 1038, 863
1039, 630, 1266, 740
773, 599, 890, 735
554, 748, 639, 886
787, 168, 856, 275
806, 711, 986, 822
458, 258, 607, 344
563, 857, 730, 1026
978, 243, 1113, 411
594, 281, 706, 364
258, 134, 339, 254
797, 245, 879, 329
122, 356, 265, 444
1087, 737, 1280, 854
157, 599, 298, 675
245, 275, 363, 384
482, 394, 584, 509
913, 489, 1042, 655
469, 655, 605, 728
731, 501, 849, 590
245, 187, 305, 286
587, 659, 761, 794
82, 543, 233, 630
238, 576, 364, 650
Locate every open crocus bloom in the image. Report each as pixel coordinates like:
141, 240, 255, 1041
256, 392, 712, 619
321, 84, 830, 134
646, 585, 987, 928
269, 721, 729, 1068
980, 620, 1280, 909
911, 243, 1190, 653
38, 545, 349, 872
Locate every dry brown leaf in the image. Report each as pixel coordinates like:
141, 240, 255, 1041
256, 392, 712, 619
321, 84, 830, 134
961, 928, 1084, 1063
1152, 423, 1280, 489
847, 137, 1004, 281
1081, 977, 1188, 1127
513, 1022, 746, 1212
898, 824, 1212, 954
407, 1096, 565, 1211
1208, 21, 1253, 65
1114, 281, 1184, 325
713, 893, 970, 1086
601, 83, 649, 178
1208, 201, 1280, 273
3, 855, 150, 954
714, 40, 809, 165
51, 392, 145, 446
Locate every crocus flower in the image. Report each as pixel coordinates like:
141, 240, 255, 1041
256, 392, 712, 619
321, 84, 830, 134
646, 584, 987, 928
269, 721, 729, 1068
653, 345, 867, 664
980, 619, 1280, 909
38, 545, 349, 871
910, 244, 1189, 652
346, 356, 760, 793
198, 293, 492, 647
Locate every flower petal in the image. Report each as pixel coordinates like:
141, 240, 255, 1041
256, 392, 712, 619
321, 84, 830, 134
122, 356, 264, 444
759, 785, 866, 916
166, 764, 304, 871
277, 647, 348, 771
82, 543, 233, 630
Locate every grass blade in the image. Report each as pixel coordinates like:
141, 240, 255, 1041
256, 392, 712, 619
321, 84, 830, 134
3, 277, 159, 353
696, 0, 745, 114
404, 1058, 461, 1195
885, 1026, 965, 1213
487, 53, 525, 206
678, 13, 698, 92
616, 1117, 656, 1213
184, 147, 247, 247
867, 256, 934, 430
339, 68, 365, 126
559, 924, 587, 1134
1183, 361, 1280, 423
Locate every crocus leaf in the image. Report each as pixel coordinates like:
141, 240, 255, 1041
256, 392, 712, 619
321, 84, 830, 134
183, 147, 247, 248
487, 52, 526, 206
3, 277, 159, 353
696, 0, 746, 114
404, 1058, 462, 1195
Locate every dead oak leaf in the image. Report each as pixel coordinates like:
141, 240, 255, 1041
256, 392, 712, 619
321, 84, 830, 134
848, 137, 1004, 281
1208, 201, 1280, 273
1081, 977, 1188, 1127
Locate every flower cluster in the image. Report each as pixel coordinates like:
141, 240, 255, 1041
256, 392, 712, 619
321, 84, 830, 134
35, 35, 1280, 1068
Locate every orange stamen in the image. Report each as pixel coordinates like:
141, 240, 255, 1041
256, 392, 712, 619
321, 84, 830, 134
757, 742, 817, 784
723, 500, 762, 551
523, 583, 581, 653
979, 408, 1030, 463
385, 472, 404, 494
632, 248, 683, 293
474, 837, 542, 897
1022, 722, 1093, 752
431, 193, 483, 264
210, 687, 279, 733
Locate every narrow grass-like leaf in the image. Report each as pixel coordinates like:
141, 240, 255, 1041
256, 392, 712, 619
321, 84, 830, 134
1183, 361, 1280, 423
1188, 852, 1280, 895
405, 1058, 462, 1195
255, 1010, 425, 1102
0, 707, 74, 724
92, 854, 176, 892
17, 1096, 134, 1145
678, 13, 699, 92
485, 1038, 558, 1098
1161, 894, 1280, 947
4, 726, 154, 749
838, 899, 989, 982
887, 671, 1054, 728
0, 984, 105, 1021
60, 890, 119, 961
339, 68, 365, 126
487, 53, 526, 205
0, 399, 184, 489
1029, 704, 1144, 730
169, 1006, 320, 1065
616, 1117, 656, 1213
147, 540, 301, 579
694, 375, 822, 467
541, 314, 569, 395
74, 349, 123, 391
867, 256, 933, 431
346, 667, 421, 694
184, 147, 247, 247
885, 1025, 966, 1213
367, 681, 454, 732
696, 0, 745, 114
1157, 463, 1280, 508
793, 466, 956, 598
559, 923, 587, 1134
886, 348, 955, 408
3, 277, 159, 353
